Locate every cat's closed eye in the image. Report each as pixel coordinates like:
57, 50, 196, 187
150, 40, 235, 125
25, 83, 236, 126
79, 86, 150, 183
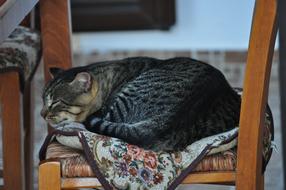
42, 71, 101, 125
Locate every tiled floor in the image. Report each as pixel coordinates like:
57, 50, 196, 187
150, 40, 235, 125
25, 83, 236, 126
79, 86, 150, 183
8, 50, 285, 189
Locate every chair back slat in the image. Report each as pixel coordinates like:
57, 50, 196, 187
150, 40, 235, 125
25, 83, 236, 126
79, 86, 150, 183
40, 0, 73, 82
236, 0, 277, 189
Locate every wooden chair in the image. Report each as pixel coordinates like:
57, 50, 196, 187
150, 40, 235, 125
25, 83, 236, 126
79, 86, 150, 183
0, 24, 41, 190
0, 71, 25, 190
38, 0, 278, 189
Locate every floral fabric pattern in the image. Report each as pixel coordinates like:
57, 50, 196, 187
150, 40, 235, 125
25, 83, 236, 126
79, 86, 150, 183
79, 128, 238, 190
0, 26, 41, 81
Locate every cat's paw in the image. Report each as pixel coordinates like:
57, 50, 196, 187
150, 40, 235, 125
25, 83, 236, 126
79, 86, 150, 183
89, 117, 103, 127
53, 121, 87, 132
52, 121, 85, 150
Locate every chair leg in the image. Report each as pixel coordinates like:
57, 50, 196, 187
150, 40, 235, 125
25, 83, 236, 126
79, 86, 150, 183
23, 81, 34, 190
39, 162, 61, 190
0, 72, 24, 190
260, 175, 264, 190
237, 174, 264, 190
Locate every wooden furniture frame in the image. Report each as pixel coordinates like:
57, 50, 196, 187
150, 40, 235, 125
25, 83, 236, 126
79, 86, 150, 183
38, 0, 278, 189
0, 72, 25, 190
278, 0, 286, 187
0, 41, 35, 190
0, 1, 39, 189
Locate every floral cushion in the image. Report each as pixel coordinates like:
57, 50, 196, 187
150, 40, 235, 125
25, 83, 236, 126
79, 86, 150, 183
0, 26, 41, 83
41, 128, 239, 189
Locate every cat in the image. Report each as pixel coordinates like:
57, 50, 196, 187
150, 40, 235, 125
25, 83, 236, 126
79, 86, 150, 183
41, 57, 241, 151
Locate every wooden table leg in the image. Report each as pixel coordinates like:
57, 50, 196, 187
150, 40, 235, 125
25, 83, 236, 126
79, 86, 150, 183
0, 71, 24, 190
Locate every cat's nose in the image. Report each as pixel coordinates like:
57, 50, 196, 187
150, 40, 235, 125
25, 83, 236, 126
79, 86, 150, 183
40, 108, 48, 118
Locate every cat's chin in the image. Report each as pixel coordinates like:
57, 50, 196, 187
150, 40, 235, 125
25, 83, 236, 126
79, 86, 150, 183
50, 120, 87, 132
47, 117, 72, 125
46, 120, 63, 127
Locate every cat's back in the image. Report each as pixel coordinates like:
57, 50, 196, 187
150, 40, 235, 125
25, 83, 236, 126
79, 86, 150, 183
132, 57, 228, 93
107, 57, 232, 122
145, 57, 221, 77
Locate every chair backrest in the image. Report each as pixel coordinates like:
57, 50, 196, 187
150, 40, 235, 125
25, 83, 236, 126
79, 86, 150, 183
40, 0, 73, 82
236, 0, 277, 189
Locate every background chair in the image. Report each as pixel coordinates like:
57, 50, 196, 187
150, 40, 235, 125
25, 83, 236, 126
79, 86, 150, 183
38, 0, 277, 189
0, 25, 41, 190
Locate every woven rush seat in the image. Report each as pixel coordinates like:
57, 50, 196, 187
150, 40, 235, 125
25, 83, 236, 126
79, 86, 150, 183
45, 141, 237, 178
0, 26, 41, 84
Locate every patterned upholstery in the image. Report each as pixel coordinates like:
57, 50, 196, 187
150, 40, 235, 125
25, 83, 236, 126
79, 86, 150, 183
45, 141, 238, 178
0, 26, 41, 84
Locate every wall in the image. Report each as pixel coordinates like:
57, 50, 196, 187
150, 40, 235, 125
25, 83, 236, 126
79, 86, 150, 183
73, 0, 256, 53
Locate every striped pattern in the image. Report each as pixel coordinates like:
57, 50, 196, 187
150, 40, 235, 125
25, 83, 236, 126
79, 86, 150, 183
43, 57, 241, 151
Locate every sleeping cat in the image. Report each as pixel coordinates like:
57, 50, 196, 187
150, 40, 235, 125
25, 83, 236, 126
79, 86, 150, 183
41, 57, 241, 151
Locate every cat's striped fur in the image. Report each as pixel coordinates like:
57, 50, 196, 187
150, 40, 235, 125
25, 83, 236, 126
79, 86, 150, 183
42, 57, 241, 151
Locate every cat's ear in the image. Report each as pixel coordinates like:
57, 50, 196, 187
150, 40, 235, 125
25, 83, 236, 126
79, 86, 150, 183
49, 67, 64, 78
70, 72, 92, 92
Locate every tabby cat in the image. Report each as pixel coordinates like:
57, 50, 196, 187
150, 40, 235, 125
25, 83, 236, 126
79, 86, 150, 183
41, 57, 241, 151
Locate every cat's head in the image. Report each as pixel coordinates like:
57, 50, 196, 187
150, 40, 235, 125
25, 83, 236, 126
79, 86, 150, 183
41, 67, 99, 125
